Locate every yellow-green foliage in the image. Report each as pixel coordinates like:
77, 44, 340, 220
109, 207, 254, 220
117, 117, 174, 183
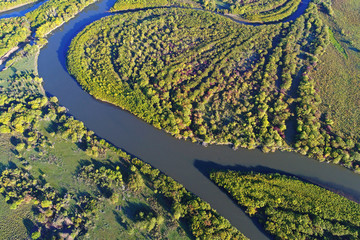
0, 0, 37, 12
0, 17, 30, 57
25, 0, 97, 37
230, 0, 301, 22
211, 171, 360, 239
110, 0, 196, 11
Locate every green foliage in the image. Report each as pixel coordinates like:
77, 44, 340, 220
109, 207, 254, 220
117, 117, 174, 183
25, 0, 98, 37
0, 17, 30, 57
110, 0, 301, 22
211, 171, 360, 239
0, 167, 100, 239
68, 6, 331, 157
0, 0, 37, 12
110, 0, 198, 11
79, 164, 124, 188
228, 0, 301, 22
132, 159, 248, 240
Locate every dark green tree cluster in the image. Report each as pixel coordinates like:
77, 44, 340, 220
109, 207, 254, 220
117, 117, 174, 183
0, 0, 37, 12
0, 167, 100, 239
211, 170, 360, 239
0, 17, 30, 57
132, 159, 248, 240
25, 0, 98, 37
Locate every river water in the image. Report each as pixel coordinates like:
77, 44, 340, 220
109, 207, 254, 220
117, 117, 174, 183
3, 0, 360, 239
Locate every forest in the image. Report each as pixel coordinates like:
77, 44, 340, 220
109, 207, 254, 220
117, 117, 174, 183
0, 17, 30, 58
67, 5, 360, 171
110, 0, 301, 22
211, 171, 360, 239
0, 0, 37, 12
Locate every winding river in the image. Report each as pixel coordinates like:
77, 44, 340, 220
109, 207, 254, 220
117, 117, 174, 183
2, 0, 360, 239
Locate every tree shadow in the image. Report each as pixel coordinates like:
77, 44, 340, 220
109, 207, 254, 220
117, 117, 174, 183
23, 218, 37, 238
112, 210, 128, 230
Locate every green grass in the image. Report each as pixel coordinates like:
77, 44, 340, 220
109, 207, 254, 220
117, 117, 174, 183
328, 28, 348, 58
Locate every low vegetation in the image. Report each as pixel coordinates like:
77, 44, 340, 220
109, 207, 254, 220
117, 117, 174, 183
211, 171, 360, 239
313, 0, 360, 140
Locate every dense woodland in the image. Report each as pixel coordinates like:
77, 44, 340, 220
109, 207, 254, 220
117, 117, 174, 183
211, 171, 360, 239
110, 0, 301, 22
68, 5, 360, 171
0, 17, 30, 57
0, 0, 37, 12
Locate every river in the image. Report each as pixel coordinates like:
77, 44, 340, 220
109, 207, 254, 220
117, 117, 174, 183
3, 0, 360, 239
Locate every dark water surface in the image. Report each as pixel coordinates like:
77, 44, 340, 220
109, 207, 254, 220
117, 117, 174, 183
34, 0, 360, 239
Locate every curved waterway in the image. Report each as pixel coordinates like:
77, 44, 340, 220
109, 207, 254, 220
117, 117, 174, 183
35, 0, 360, 239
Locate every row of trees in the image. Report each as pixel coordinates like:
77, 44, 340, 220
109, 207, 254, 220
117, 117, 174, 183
211, 171, 360, 239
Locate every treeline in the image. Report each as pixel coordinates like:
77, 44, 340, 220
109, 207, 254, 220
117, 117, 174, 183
25, 0, 97, 37
0, 17, 30, 57
211, 171, 360, 239
0, 167, 100, 239
0, 0, 37, 12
